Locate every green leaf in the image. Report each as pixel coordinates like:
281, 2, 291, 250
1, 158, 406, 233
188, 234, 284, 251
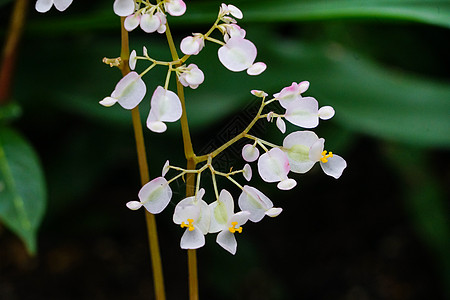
0, 126, 46, 254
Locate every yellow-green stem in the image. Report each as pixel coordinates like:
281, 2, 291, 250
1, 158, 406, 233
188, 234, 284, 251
120, 17, 166, 300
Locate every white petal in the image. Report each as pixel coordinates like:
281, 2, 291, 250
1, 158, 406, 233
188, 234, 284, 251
298, 81, 310, 93
246, 62, 266, 76
162, 160, 170, 177
113, 0, 135, 17
238, 186, 273, 223
111, 72, 147, 109
147, 120, 167, 133
318, 106, 335, 120
99, 97, 118, 107
320, 154, 347, 179
284, 97, 319, 128
147, 86, 182, 124
138, 177, 172, 214
129, 50, 137, 70
277, 178, 297, 190
227, 4, 243, 19
309, 138, 325, 162
140, 13, 161, 33
228, 211, 251, 227
195, 199, 211, 234
164, 0, 186, 16
242, 144, 259, 162
275, 82, 302, 109
218, 38, 257, 72
276, 117, 286, 133
124, 14, 141, 32
180, 36, 203, 55
209, 190, 234, 233
283, 131, 319, 173
180, 228, 205, 249
173, 198, 200, 224
35, 0, 53, 13
53, 0, 72, 11
257, 148, 290, 183
216, 230, 237, 254
184, 64, 204, 86
265, 207, 282, 218
126, 201, 143, 210
243, 164, 252, 181
251, 90, 267, 97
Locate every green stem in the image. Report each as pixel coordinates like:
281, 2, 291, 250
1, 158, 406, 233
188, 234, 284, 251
119, 17, 166, 300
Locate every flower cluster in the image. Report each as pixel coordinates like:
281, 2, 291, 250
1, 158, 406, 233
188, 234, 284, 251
126, 83, 346, 254
100, 2, 266, 134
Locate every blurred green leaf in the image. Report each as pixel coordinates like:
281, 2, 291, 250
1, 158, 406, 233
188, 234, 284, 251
27, 0, 450, 35
0, 102, 22, 123
0, 126, 46, 254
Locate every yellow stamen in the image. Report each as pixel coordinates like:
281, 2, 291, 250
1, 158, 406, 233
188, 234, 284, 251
181, 219, 195, 231
320, 150, 333, 163
229, 221, 243, 234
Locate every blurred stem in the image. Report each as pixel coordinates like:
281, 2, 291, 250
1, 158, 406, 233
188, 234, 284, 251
119, 17, 166, 300
0, 0, 28, 104
159, 1, 198, 296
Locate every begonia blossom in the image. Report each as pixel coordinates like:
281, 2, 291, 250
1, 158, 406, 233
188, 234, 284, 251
273, 81, 310, 109
35, 0, 72, 13
177, 64, 205, 89
180, 34, 205, 55
220, 3, 243, 19
99, 71, 146, 109
218, 37, 257, 72
284, 97, 334, 129
282, 131, 347, 179
173, 189, 211, 249
257, 148, 297, 190
147, 86, 183, 133
113, 0, 135, 17
164, 0, 186, 16
126, 177, 172, 214
242, 144, 260, 162
238, 185, 282, 222
209, 190, 250, 254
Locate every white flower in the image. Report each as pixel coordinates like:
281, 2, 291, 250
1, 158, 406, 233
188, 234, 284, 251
218, 37, 257, 72
242, 144, 260, 162
126, 177, 172, 214
238, 185, 282, 223
35, 0, 73, 13
113, 0, 135, 17
273, 81, 309, 109
147, 86, 183, 133
99, 71, 146, 110
257, 148, 297, 190
282, 131, 347, 179
284, 97, 334, 129
164, 0, 186, 16
209, 190, 250, 255
177, 64, 205, 89
180, 34, 205, 55
173, 189, 211, 249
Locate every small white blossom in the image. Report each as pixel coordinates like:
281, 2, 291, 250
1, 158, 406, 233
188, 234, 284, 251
35, 0, 73, 13
257, 148, 296, 190
126, 177, 172, 214
218, 37, 257, 72
238, 185, 282, 222
177, 64, 205, 89
147, 86, 183, 133
99, 71, 146, 110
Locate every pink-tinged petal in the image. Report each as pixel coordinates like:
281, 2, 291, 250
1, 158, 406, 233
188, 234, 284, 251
183, 64, 204, 87
126, 201, 143, 210
124, 14, 141, 31
238, 186, 273, 223
275, 82, 302, 108
180, 228, 205, 249
277, 178, 297, 190
129, 50, 137, 70
318, 105, 335, 120
35, 0, 53, 13
257, 148, 290, 183
320, 154, 347, 179
298, 81, 310, 93
265, 207, 282, 218
164, 0, 186, 16
53, 0, 72, 11
99, 97, 118, 107
276, 117, 286, 133
282, 131, 319, 173
140, 13, 161, 33
180, 36, 204, 55
242, 144, 259, 162
113, 0, 135, 17
217, 230, 237, 254
111, 72, 147, 109
285, 97, 319, 128
247, 62, 266, 76
309, 138, 325, 162
251, 90, 267, 97
138, 177, 172, 214
243, 164, 252, 181
218, 38, 257, 72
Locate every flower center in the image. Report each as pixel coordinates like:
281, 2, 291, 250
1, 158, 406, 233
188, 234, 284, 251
228, 222, 243, 234
181, 219, 195, 231
320, 150, 333, 163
